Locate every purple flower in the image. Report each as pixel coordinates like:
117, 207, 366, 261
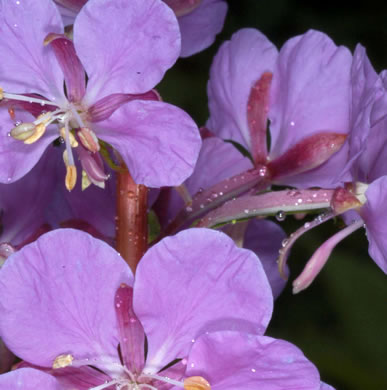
0, 228, 328, 389
207, 28, 352, 189
156, 136, 288, 297
0, 0, 201, 189
54, 0, 228, 57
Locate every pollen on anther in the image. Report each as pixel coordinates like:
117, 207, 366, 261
53, 354, 74, 369
184, 376, 211, 390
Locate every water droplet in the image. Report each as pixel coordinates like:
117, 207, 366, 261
258, 166, 268, 177
281, 238, 288, 247
40, 102, 45, 106
211, 192, 218, 199
312, 193, 317, 198
7, 132, 11, 137
13, 23, 18, 28
14, 120, 22, 126
7, 177, 12, 182
297, 198, 303, 203
191, 339, 195, 343
199, 204, 204, 209
275, 210, 286, 221
251, 368, 256, 373
16, 0, 20, 4
290, 121, 295, 126
244, 209, 249, 214
304, 222, 310, 228
186, 206, 193, 212
197, 188, 203, 194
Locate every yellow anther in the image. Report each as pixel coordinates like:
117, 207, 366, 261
78, 127, 100, 153
0, 87, 3, 100
81, 170, 92, 191
60, 127, 78, 147
24, 123, 46, 144
52, 354, 74, 369
65, 165, 77, 191
10, 122, 36, 141
184, 376, 211, 390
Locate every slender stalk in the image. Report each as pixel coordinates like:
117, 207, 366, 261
116, 165, 148, 272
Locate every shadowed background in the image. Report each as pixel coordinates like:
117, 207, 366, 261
158, 1, 387, 389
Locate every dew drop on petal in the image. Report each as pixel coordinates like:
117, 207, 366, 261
275, 210, 286, 221
244, 209, 249, 214
281, 238, 288, 247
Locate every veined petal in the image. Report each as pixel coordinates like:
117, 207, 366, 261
0, 368, 61, 390
134, 229, 273, 373
74, 0, 181, 102
95, 100, 201, 187
178, 0, 228, 58
88, 90, 160, 122
362, 176, 387, 273
269, 30, 352, 160
0, 229, 133, 368
186, 332, 321, 390
244, 219, 287, 299
44, 33, 86, 102
0, 108, 57, 183
0, 0, 65, 103
207, 28, 278, 150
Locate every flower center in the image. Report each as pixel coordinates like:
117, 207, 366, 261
0, 87, 106, 190
53, 354, 211, 390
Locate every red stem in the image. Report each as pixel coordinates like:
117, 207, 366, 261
116, 166, 148, 273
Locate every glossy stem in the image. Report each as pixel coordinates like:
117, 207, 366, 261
116, 166, 148, 273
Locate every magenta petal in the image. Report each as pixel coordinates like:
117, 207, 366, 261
95, 100, 201, 187
0, 229, 133, 367
269, 30, 352, 160
0, 0, 65, 102
187, 331, 321, 390
178, 0, 228, 58
134, 228, 273, 373
74, 0, 180, 101
0, 368, 61, 390
362, 176, 387, 273
45, 33, 86, 102
0, 108, 57, 183
208, 28, 278, 149
244, 219, 287, 299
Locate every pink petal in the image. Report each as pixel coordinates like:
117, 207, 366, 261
0, 368, 61, 390
95, 100, 201, 187
207, 28, 278, 150
134, 228, 273, 373
186, 331, 321, 390
74, 0, 181, 102
0, 108, 57, 183
0, 0, 65, 102
178, 0, 228, 58
269, 30, 352, 159
0, 229, 133, 368
44, 33, 86, 102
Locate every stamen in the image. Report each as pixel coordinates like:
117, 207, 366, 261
89, 378, 122, 390
23, 123, 46, 144
53, 354, 74, 369
70, 105, 86, 128
60, 127, 78, 147
65, 164, 77, 191
292, 219, 364, 294
175, 184, 192, 204
78, 127, 100, 153
0, 90, 60, 107
278, 211, 336, 279
184, 376, 211, 390
10, 122, 36, 140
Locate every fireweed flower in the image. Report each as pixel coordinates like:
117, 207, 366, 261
53, 0, 228, 57
0, 229, 330, 389
0, 0, 201, 190
156, 136, 288, 297
277, 45, 387, 293
207, 28, 352, 189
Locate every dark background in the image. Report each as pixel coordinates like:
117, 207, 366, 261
158, 1, 387, 389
